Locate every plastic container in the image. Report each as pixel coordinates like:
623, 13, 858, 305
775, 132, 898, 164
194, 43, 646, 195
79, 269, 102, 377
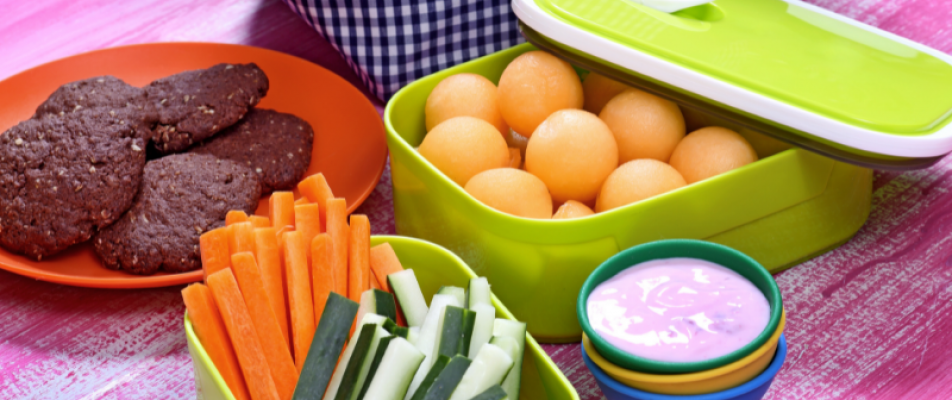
184, 235, 580, 400
578, 240, 783, 373
583, 311, 786, 394
582, 334, 789, 400
384, 42, 871, 342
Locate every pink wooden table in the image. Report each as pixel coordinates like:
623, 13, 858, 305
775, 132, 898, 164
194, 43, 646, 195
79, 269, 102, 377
2, 1, 952, 398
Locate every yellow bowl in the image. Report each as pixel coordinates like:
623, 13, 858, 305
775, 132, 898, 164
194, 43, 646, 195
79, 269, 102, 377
583, 310, 786, 395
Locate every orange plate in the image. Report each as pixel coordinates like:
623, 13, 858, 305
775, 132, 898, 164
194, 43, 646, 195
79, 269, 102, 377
0, 43, 388, 289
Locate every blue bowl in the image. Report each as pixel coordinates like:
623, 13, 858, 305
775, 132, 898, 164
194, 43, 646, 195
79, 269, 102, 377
582, 334, 788, 400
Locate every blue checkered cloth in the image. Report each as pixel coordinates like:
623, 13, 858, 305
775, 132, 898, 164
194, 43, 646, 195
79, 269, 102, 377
282, 0, 525, 101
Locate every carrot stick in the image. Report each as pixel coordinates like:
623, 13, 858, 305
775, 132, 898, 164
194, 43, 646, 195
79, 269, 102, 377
231, 252, 298, 400
227, 210, 250, 226
201, 227, 232, 280
294, 197, 309, 206
369, 242, 405, 290
325, 198, 349, 297
370, 270, 382, 291
283, 231, 315, 372
249, 216, 271, 229
294, 204, 321, 259
311, 234, 333, 326
297, 173, 335, 232
230, 222, 256, 258
348, 214, 371, 302
269, 192, 295, 230
207, 270, 281, 400
254, 228, 289, 347
182, 284, 251, 400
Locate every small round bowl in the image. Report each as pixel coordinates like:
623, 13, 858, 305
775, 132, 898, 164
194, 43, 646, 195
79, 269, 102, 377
577, 239, 783, 373
584, 311, 786, 395
583, 334, 788, 400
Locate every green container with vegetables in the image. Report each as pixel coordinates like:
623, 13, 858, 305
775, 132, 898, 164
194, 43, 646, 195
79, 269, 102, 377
386, 0, 952, 342
184, 236, 579, 400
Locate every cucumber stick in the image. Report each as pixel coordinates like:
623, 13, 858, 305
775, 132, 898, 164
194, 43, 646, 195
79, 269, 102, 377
408, 327, 421, 345
437, 286, 467, 308
333, 323, 389, 400
421, 356, 472, 400
388, 270, 429, 327
489, 336, 520, 390
492, 319, 527, 400
467, 277, 492, 309
355, 289, 398, 331
361, 337, 425, 400
468, 303, 496, 359
356, 335, 394, 400
404, 294, 461, 400
435, 306, 477, 359
292, 293, 359, 400
447, 344, 513, 400
322, 313, 385, 400
471, 385, 508, 400
409, 356, 451, 400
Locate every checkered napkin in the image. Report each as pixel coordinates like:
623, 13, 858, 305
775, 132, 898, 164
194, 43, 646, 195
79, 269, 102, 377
282, 0, 525, 101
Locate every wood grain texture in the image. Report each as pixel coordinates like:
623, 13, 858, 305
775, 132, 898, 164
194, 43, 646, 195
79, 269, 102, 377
0, 0, 950, 399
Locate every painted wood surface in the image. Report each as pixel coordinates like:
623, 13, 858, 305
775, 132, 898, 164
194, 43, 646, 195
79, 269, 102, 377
1, 0, 951, 398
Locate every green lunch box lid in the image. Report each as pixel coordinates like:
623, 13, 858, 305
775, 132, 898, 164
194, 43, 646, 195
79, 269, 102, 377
513, 0, 952, 169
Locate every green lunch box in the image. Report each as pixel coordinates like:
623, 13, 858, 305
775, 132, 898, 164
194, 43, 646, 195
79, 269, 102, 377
185, 236, 579, 400
385, 0, 952, 342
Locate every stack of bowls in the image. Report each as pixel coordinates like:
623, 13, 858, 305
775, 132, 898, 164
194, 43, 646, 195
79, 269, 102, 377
577, 240, 787, 400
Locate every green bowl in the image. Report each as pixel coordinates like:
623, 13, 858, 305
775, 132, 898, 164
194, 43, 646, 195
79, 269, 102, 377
577, 239, 783, 374
185, 235, 580, 400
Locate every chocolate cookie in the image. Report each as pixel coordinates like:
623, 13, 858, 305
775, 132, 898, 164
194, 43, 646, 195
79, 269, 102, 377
189, 109, 313, 193
0, 108, 149, 260
145, 63, 269, 154
93, 153, 261, 274
34, 76, 157, 138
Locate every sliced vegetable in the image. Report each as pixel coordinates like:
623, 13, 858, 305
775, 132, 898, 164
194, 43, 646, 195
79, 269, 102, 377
408, 355, 450, 400
370, 270, 383, 291
357, 334, 395, 400
406, 295, 461, 399
369, 242, 404, 289
182, 283, 250, 400
408, 327, 421, 346
270, 191, 296, 229
293, 293, 359, 400
323, 314, 387, 400
420, 356, 473, 400
447, 343, 513, 400
492, 319, 527, 400
435, 306, 477, 360
361, 337, 425, 400
200, 227, 232, 280
254, 227, 289, 346
295, 203, 321, 258
284, 231, 315, 371
249, 216, 272, 229
348, 215, 371, 302
489, 336, 520, 396
388, 270, 429, 327
295, 197, 309, 206
436, 286, 466, 308
207, 269, 281, 400
226, 210, 249, 226
298, 173, 335, 232
311, 233, 333, 326
230, 222, 257, 257
326, 198, 349, 297
468, 303, 496, 359
470, 385, 508, 400
333, 324, 389, 400
467, 277, 491, 309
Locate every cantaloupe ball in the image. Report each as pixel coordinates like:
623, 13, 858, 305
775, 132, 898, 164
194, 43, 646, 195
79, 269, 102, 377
418, 116, 509, 186
737, 128, 792, 159
583, 73, 631, 114
526, 110, 618, 204
425, 73, 508, 134
596, 159, 687, 212
669, 127, 758, 184
465, 168, 552, 219
553, 200, 595, 219
599, 89, 685, 163
497, 51, 583, 136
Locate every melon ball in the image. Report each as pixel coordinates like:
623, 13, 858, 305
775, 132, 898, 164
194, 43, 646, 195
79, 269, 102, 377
465, 168, 553, 219
669, 127, 758, 184
497, 51, 583, 136
583, 73, 631, 114
596, 159, 687, 212
599, 89, 685, 163
553, 200, 595, 219
425, 73, 508, 134
418, 116, 509, 186
526, 110, 618, 204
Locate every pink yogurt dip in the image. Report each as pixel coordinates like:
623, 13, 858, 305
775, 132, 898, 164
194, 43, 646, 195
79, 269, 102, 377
587, 258, 770, 363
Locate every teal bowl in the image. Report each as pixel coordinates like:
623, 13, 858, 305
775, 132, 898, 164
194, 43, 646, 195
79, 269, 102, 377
577, 239, 783, 374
